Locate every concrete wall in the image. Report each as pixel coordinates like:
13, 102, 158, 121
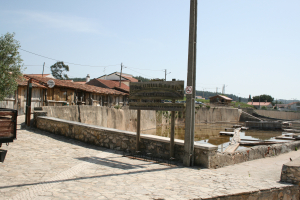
158, 107, 242, 125
256, 110, 300, 120
41, 105, 156, 132
195, 107, 242, 123
36, 116, 217, 168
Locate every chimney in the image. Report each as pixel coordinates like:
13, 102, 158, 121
86, 74, 90, 82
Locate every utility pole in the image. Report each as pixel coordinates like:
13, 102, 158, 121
164, 69, 171, 81
42, 62, 45, 77
184, 0, 197, 167
119, 63, 123, 87
104, 67, 107, 80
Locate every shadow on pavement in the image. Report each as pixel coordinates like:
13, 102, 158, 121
76, 156, 146, 169
0, 165, 179, 190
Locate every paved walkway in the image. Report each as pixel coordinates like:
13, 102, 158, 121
0, 116, 299, 200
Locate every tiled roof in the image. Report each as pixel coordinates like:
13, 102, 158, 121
210, 95, 233, 101
24, 74, 54, 78
24, 75, 127, 95
98, 72, 138, 82
74, 82, 86, 84
96, 79, 129, 92
288, 102, 300, 106
218, 95, 233, 101
17, 76, 47, 88
247, 102, 272, 106
122, 75, 138, 82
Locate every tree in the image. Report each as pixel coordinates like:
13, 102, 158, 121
50, 61, 69, 80
248, 95, 252, 102
0, 32, 24, 101
133, 76, 150, 82
253, 94, 274, 103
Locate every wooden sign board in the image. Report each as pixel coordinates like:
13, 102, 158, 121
129, 81, 184, 100
0, 108, 17, 143
129, 102, 184, 111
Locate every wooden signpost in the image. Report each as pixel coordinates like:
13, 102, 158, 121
129, 80, 184, 157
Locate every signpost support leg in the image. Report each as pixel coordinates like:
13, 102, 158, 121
170, 99, 175, 158
136, 109, 141, 151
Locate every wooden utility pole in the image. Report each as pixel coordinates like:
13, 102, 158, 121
119, 63, 123, 87
183, 0, 197, 167
170, 79, 176, 158
136, 99, 141, 151
42, 62, 45, 77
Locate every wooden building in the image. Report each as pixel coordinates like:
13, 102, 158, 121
209, 95, 233, 106
0, 75, 128, 115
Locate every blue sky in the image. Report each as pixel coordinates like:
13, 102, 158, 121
1, 0, 299, 100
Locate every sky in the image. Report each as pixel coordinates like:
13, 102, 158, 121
1, 0, 299, 100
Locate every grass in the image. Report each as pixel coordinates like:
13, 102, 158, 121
231, 101, 255, 109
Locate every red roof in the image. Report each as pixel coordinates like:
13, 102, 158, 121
98, 79, 129, 91
86, 79, 129, 93
122, 75, 138, 82
288, 102, 300, 106
74, 82, 86, 84
24, 74, 54, 78
247, 102, 272, 106
17, 76, 47, 88
24, 75, 127, 95
210, 95, 233, 101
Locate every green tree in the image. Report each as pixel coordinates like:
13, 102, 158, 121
0, 32, 24, 101
253, 94, 274, 103
133, 76, 150, 82
50, 61, 69, 80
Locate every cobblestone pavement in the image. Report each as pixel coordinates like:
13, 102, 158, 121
0, 117, 299, 200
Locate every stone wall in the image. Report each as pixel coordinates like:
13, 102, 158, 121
41, 105, 156, 132
36, 116, 217, 168
209, 141, 300, 168
36, 115, 300, 169
256, 110, 300, 120
239, 111, 261, 122
205, 186, 299, 200
281, 157, 300, 186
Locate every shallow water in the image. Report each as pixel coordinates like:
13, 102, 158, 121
142, 123, 284, 152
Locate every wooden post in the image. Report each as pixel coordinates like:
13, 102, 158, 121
184, 0, 197, 167
170, 79, 176, 158
119, 63, 123, 87
25, 79, 32, 126
14, 88, 18, 111
45, 89, 48, 106
170, 99, 175, 158
136, 108, 141, 151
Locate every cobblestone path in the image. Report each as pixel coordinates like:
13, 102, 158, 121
0, 118, 299, 200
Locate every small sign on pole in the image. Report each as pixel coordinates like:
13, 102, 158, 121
186, 86, 192, 94
47, 80, 55, 88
